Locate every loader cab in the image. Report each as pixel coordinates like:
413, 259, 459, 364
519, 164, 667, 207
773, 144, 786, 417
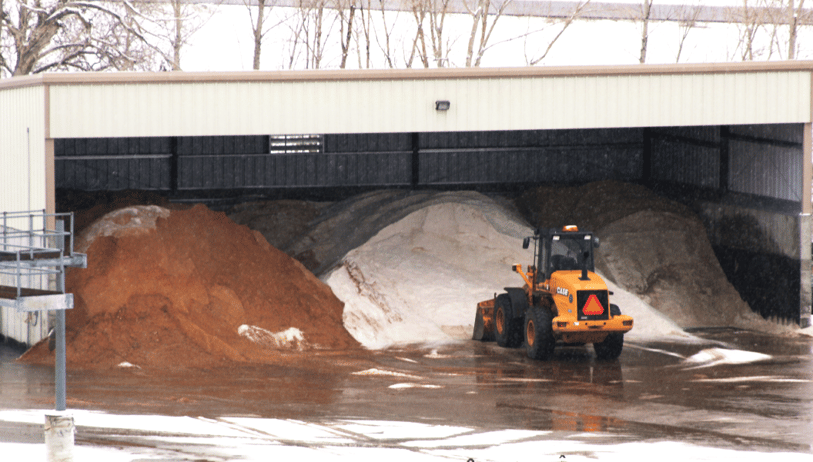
525, 226, 599, 283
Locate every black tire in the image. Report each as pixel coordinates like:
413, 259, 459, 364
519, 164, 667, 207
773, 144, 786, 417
594, 304, 624, 360
524, 306, 555, 360
494, 294, 523, 348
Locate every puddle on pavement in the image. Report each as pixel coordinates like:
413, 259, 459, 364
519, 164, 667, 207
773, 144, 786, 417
2, 331, 812, 451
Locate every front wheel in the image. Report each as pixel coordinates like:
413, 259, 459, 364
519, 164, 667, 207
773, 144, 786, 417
524, 306, 555, 360
594, 333, 624, 360
495, 294, 522, 348
594, 304, 624, 360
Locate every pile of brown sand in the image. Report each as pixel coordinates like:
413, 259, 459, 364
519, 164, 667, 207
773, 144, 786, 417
517, 181, 782, 331
20, 204, 358, 369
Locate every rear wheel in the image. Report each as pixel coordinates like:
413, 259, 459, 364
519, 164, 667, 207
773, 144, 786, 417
594, 304, 624, 360
524, 306, 555, 360
495, 294, 522, 348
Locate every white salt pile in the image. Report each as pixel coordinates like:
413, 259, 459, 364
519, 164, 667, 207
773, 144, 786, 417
325, 198, 532, 348
238, 184, 797, 350
517, 181, 791, 334
321, 192, 698, 349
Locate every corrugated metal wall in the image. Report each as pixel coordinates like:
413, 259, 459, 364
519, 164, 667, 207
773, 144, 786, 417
56, 135, 415, 190
0, 86, 51, 346
178, 135, 413, 189
54, 125, 803, 199
728, 125, 803, 202
418, 129, 642, 185
649, 126, 721, 189
0, 85, 47, 213
55, 129, 646, 191
46, 70, 812, 138
648, 124, 804, 202
56, 137, 172, 190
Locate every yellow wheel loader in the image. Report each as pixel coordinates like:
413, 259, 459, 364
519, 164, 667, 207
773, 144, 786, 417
473, 226, 633, 360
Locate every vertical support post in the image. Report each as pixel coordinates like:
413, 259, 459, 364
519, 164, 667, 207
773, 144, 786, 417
54, 219, 67, 411
641, 127, 652, 187
719, 125, 730, 193
800, 123, 812, 328
170, 137, 179, 194
45, 138, 56, 217
46, 218, 73, 461
55, 309, 66, 410
411, 132, 420, 188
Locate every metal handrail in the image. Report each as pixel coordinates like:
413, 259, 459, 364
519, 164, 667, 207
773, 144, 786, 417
1, 210, 75, 258
0, 210, 80, 299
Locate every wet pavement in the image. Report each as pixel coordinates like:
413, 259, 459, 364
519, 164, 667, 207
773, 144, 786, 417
1, 329, 812, 460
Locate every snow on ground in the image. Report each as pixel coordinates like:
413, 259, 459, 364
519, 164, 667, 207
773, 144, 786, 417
2, 409, 811, 462
682, 347, 772, 369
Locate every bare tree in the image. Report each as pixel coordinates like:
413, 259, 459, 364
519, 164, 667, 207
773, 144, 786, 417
140, 0, 217, 70
371, 0, 398, 68
733, 0, 765, 60
335, 0, 355, 68
524, 0, 591, 66
787, 0, 806, 58
674, 4, 704, 63
407, 0, 430, 67
1, 0, 160, 77
638, 0, 654, 63
463, 0, 511, 67
354, 0, 371, 68
286, 0, 337, 69
428, 0, 453, 66
243, 0, 283, 70
407, 0, 453, 67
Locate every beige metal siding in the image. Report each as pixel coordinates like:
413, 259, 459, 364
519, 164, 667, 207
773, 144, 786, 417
0, 86, 47, 213
0, 86, 51, 346
47, 70, 813, 138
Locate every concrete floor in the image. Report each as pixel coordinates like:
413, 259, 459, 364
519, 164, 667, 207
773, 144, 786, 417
1, 329, 812, 461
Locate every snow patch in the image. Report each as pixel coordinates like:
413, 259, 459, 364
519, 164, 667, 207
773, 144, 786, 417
682, 347, 771, 368
238, 325, 307, 350
388, 383, 442, 389
352, 368, 424, 380
116, 362, 140, 369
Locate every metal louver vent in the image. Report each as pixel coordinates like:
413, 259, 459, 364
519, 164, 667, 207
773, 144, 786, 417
269, 135, 323, 154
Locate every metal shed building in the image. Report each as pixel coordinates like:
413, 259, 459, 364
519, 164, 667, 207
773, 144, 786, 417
1, 62, 812, 345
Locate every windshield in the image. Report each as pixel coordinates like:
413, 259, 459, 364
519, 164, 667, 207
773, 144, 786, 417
548, 234, 594, 273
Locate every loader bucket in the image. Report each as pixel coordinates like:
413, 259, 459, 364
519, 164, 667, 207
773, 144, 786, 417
472, 299, 495, 341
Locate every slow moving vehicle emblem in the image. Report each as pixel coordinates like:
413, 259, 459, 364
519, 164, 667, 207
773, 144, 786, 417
582, 294, 605, 316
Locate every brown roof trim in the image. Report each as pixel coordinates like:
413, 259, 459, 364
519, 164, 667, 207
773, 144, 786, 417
3, 61, 813, 89
0, 74, 45, 90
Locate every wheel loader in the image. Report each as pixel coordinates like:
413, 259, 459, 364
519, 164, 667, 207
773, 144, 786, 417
472, 225, 633, 360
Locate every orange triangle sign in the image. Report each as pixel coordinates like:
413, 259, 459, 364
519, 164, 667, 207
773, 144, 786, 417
583, 294, 605, 316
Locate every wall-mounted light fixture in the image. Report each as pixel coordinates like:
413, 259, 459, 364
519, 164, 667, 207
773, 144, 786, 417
435, 100, 451, 111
